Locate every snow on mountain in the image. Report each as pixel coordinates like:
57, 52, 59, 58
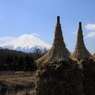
0, 34, 51, 52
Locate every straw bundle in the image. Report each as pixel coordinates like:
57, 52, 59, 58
72, 22, 92, 60
81, 59, 95, 95
34, 16, 83, 95
35, 60, 83, 95
71, 22, 95, 95
93, 53, 95, 59
36, 16, 70, 67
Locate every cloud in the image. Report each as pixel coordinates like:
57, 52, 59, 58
0, 37, 15, 41
86, 32, 95, 37
32, 33, 40, 36
85, 24, 95, 30
0, 37, 15, 44
72, 31, 77, 34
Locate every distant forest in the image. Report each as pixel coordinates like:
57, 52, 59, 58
0, 47, 48, 71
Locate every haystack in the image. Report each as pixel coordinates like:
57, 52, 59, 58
80, 58, 95, 95
36, 16, 70, 66
93, 53, 95, 59
34, 16, 83, 95
72, 22, 92, 60
71, 22, 95, 95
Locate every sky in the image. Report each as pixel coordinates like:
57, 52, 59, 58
0, 0, 95, 54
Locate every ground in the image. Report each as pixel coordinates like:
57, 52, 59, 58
0, 71, 36, 95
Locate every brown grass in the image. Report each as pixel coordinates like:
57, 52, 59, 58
0, 71, 36, 90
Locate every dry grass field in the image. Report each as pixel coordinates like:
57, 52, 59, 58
0, 71, 36, 95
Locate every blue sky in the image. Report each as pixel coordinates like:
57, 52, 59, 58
0, 0, 95, 54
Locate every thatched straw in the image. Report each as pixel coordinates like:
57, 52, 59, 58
93, 53, 95, 59
81, 59, 95, 95
36, 16, 70, 66
35, 60, 83, 95
34, 16, 83, 95
72, 22, 92, 60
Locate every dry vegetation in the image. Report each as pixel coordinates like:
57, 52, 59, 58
80, 59, 95, 95
34, 17, 84, 95
35, 60, 83, 95
93, 53, 95, 59
34, 17, 95, 95
72, 22, 92, 60
0, 71, 36, 91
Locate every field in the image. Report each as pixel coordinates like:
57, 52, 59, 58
0, 71, 36, 95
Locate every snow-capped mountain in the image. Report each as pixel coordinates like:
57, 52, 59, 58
0, 34, 51, 53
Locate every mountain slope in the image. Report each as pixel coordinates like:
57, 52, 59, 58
0, 34, 51, 52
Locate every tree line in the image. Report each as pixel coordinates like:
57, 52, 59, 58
0, 47, 48, 71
